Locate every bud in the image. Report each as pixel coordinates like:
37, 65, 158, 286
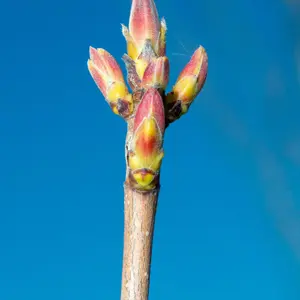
129, 0, 160, 55
122, 0, 167, 62
166, 46, 208, 122
87, 47, 133, 118
128, 87, 165, 191
142, 56, 169, 90
133, 87, 165, 134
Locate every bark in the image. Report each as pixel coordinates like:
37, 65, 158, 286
121, 185, 158, 300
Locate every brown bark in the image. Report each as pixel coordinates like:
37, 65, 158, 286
121, 186, 158, 300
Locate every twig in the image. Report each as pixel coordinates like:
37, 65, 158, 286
86, 1, 208, 298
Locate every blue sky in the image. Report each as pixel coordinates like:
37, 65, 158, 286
1, 0, 300, 299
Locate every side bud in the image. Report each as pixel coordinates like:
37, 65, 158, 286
142, 56, 169, 90
166, 46, 208, 122
128, 88, 165, 191
87, 47, 133, 118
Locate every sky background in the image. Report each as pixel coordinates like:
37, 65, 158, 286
1, 0, 300, 299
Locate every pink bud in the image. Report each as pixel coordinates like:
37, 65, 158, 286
142, 56, 169, 90
166, 46, 208, 122
128, 88, 165, 190
128, 0, 160, 55
88, 47, 124, 98
134, 87, 165, 134
175, 46, 208, 98
87, 47, 133, 117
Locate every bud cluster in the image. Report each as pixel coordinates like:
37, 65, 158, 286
87, 0, 208, 191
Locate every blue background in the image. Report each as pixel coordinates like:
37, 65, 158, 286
1, 0, 300, 299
